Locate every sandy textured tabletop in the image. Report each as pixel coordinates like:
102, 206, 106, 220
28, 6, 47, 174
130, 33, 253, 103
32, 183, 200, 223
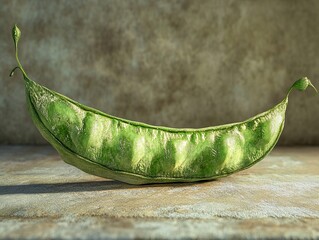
0, 146, 318, 239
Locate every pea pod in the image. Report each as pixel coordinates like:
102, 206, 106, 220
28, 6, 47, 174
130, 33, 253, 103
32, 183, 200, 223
10, 25, 317, 184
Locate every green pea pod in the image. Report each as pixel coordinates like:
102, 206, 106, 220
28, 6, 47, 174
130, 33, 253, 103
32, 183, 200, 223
10, 25, 318, 184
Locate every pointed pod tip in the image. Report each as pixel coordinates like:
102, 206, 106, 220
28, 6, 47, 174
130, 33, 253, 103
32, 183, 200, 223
291, 77, 318, 94
303, 77, 318, 94
309, 81, 318, 94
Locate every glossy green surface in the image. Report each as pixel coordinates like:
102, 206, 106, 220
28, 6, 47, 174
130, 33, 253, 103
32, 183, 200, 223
10, 25, 317, 184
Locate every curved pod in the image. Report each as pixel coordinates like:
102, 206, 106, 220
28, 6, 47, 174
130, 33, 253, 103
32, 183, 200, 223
10, 25, 317, 184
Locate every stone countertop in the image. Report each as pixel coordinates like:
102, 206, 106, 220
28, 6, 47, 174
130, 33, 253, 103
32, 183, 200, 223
0, 146, 318, 239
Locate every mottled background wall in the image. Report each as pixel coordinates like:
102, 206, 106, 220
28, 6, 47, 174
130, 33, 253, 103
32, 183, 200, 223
0, 0, 318, 145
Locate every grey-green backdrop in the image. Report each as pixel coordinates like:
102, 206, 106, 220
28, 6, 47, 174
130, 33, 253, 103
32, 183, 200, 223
1, 0, 318, 145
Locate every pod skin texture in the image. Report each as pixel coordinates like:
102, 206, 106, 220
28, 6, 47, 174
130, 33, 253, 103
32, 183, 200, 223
10, 25, 318, 184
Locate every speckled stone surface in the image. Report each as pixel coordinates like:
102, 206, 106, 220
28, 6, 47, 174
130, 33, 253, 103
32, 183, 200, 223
1, 0, 319, 145
0, 146, 318, 239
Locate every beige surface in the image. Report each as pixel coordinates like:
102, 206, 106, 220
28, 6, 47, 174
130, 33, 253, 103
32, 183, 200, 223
0, 146, 318, 239
1, 0, 319, 145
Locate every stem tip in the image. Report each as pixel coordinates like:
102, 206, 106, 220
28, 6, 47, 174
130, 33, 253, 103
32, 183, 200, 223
12, 24, 21, 44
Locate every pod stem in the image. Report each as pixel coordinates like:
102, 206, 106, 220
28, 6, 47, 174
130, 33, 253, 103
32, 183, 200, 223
10, 24, 28, 79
